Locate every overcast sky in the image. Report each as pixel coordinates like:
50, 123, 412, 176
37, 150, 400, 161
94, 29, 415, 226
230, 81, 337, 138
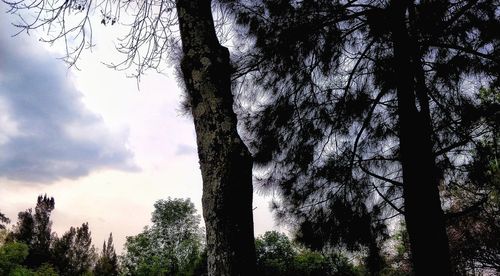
0, 5, 282, 252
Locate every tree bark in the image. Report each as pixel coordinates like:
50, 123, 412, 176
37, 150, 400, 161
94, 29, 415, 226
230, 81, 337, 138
390, 1, 452, 275
175, 0, 256, 275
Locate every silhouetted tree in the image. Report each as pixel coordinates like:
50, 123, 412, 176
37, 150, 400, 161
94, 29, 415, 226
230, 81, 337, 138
51, 223, 96, 276
50, 228, 73, 274
31, 195, 55, 268
444, 88, 499, 274
3, 0, 257, 272
94, 233, 119, 276
228, 1, 498, 274
11, 195, 55, 268
0, 212, 9, 230
11, 210, 35, 246
3, 196, 108, 274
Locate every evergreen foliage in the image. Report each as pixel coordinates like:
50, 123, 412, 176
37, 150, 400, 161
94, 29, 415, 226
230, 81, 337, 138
228, 1, 498, 273
94, 233, 119, 276
11, 195, 55, 268
3, 195, 97, 275
1, 1, 498, 274
51, 223, 96, 276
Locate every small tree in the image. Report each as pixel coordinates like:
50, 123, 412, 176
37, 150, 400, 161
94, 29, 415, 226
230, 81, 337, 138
94, 233, 119, 276
0, 212, 9, 230
51, 223, 96, 276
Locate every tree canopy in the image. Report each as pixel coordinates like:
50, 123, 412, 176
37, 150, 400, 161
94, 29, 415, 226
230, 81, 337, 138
94, 233, 119, 276
120, 198, 205, 276
1, 195, 103, 275
255, 231, 362, 276
2, 0, 499, 274
227, 0, 498, 274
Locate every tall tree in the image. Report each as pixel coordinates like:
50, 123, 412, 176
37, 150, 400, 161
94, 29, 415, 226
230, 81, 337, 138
3, 1, 257, 273
121, 198, 204, 275
176, 1, 256, 273
11, 210, 35, 247
31, 195, 55, 268
12, 195, 55, 268
51, 223, 96, 276
94, 233, 119, 276
229, 0, 498, 274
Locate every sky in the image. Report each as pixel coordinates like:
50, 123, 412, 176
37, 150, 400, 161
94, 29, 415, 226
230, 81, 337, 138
0, 5, 282, 252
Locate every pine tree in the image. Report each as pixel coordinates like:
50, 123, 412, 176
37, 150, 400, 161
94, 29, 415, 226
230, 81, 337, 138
51, 223, 96, 276
229, 1, 498, 274
94, 233, 119, 276
12, 195, 55, 268
444, 88, 499, 273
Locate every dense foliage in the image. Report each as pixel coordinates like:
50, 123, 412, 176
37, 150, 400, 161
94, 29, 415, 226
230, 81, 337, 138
94, 234, 119, 276
120, 198, 205, 276
0, 196, 118, 276
227, 1, 498, 274
255, 231, 361, 276
1, 0, 498, 274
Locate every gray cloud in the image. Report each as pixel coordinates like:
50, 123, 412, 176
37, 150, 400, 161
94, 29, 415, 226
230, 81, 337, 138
0, 23, 137, 183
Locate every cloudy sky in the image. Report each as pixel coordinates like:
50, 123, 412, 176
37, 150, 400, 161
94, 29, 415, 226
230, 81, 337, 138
0, 5, 281, 252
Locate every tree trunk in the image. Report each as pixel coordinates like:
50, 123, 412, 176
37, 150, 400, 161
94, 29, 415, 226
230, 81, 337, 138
390, 1, 452, 275
175, 0, 256, 275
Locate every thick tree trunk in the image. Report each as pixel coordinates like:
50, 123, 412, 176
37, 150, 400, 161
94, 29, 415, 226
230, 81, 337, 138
175, 0, 256, 275
390, 1, 452, 275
